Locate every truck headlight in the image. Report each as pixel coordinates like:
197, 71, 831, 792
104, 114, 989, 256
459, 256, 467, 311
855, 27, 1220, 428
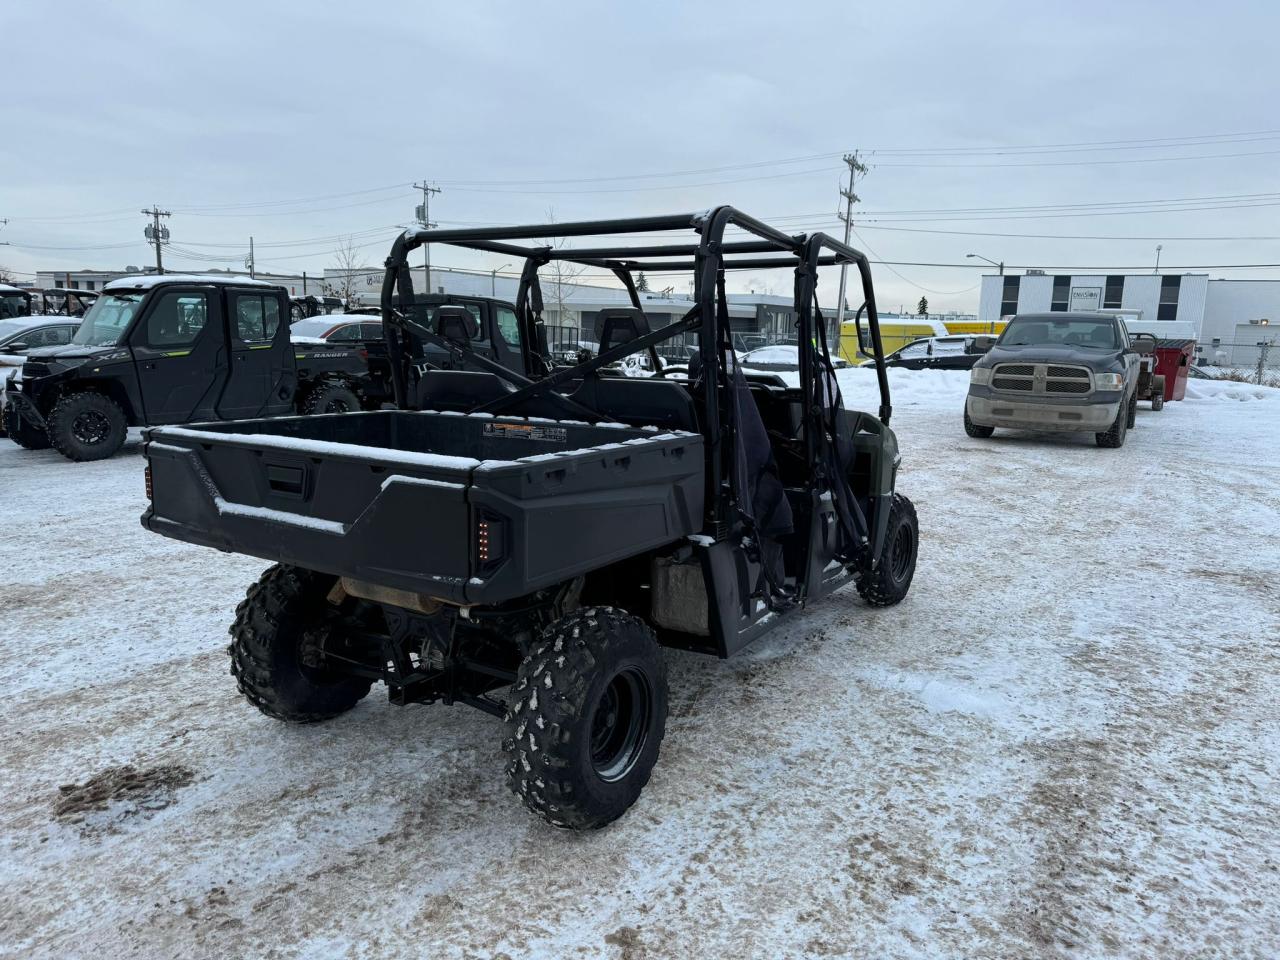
1093, 372, 1124, 390
970, 367, 992, 385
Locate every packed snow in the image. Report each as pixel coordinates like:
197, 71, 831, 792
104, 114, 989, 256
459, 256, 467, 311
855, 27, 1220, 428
1, 368, 1278, 958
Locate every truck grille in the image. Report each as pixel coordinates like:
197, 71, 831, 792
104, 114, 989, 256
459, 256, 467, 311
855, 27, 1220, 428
992, 363, 1093, 396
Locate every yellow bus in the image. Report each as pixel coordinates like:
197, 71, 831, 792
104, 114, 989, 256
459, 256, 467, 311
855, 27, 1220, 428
838, 316, 1008, 363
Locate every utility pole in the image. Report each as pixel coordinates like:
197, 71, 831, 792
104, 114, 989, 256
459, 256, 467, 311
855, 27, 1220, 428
414, 180, 442, 293
246, 236, 256, 279
835, 152, 868, 331
142, 207, 171, 274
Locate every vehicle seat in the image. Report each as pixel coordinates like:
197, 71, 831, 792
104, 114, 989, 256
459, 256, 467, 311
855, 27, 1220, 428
434, 306, 479, 344
416, 370, 511, 409
569, 377, 698, 431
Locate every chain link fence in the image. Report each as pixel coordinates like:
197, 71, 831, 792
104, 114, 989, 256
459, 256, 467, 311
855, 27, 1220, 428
1197, 338, 1280, 387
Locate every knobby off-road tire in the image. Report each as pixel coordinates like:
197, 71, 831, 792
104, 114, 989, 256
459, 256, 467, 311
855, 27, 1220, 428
964, 408, 995, 439
1097, 397, 1129, 448
856, 493, 919, 607
228, 564, 372, 723
1152, 391, 1165, 411
504, 607, 669, 830
303, 381, 361, 415
47, 391, 127, 462
2, 402, 51, 450
1125, 392, 1138, 429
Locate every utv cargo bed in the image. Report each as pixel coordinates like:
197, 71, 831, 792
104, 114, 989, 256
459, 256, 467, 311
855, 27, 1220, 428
142, 410, 703, 604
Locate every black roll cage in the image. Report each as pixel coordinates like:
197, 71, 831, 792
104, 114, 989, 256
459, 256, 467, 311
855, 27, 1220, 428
380, 206, 891, 534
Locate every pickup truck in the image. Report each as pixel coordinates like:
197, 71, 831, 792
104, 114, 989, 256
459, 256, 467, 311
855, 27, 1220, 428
964, 312, 1141, 448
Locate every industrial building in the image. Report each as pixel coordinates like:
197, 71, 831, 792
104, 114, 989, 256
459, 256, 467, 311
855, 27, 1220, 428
977, 272, 1280, 367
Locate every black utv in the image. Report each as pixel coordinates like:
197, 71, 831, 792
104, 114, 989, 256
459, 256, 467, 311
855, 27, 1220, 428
2, 275, 385, 461
141, 208, 918, 829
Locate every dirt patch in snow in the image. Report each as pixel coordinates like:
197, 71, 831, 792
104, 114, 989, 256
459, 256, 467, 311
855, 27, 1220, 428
54, 763, 196, 833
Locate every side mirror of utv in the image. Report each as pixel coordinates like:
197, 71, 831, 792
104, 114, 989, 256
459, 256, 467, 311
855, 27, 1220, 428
972, 336, 995, 354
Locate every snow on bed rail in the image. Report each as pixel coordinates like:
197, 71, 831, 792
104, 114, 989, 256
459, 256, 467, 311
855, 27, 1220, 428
213, 497, 346, 535
153, 426, 482, 471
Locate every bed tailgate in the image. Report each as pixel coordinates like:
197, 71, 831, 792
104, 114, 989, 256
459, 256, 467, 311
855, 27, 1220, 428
140, 426, 477, 603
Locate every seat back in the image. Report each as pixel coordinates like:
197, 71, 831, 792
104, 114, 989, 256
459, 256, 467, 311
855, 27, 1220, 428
435, 305, 479, 344
595, 308, 651, 354
569, 376, 698, 431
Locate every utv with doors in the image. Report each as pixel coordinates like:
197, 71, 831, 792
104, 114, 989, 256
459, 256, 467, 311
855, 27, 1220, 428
3, 275, 385, 461
141, 209, 918, 829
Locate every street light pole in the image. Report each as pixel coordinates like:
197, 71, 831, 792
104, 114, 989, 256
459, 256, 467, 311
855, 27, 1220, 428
1154, 244, 1163, 274
966, 252, 1003, 276
492, 262, 511, 297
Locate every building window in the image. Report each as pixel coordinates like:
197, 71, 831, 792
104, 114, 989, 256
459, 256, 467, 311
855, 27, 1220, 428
1050, 276, 1070, 311
1158, 275, 1181, 322
1104, 275, 1124, 309
1000, 276, 1020, 317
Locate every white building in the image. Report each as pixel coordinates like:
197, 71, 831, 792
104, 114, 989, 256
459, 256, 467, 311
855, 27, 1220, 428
977, 271, 1280, 366
34, 267, 322, 297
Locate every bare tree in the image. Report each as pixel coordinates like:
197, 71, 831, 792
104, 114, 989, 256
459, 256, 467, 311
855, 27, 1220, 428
0, 264, 16, 284
326, 237, 366, 306
539, 209, 589, 341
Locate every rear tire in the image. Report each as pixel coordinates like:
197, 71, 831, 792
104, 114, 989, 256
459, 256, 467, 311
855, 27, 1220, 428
504, 607, 668, 830
1152, 392, 1164, 411
3, 402, 51, 450
228, 564, 372, 723
1096, 398, 1128, 448
855, 493, 918, 607
303, 382, 361, 415
47, 391, 127, 462
964, 408, 995, 438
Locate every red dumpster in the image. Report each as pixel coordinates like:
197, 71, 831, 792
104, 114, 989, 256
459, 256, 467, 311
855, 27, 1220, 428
1155, 339, 1195, 401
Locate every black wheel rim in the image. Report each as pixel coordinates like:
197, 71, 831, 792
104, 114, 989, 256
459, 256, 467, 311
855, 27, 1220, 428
72, 411, 110, 445
589, 667, 652, 783
889, 523, 914, 583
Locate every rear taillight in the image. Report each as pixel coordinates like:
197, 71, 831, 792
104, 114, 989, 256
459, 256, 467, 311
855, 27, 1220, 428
144, 464, 153, 500
477, 514, 506, 567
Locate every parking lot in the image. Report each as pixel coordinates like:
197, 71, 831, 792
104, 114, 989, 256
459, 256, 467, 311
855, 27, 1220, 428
1, 368, 1277, 959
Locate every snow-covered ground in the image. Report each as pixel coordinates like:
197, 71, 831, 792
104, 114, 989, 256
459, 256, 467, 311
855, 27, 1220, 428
1, 369, 1278, 959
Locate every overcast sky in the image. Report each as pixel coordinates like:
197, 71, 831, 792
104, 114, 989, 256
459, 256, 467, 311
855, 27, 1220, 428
4, 0, 1280, 312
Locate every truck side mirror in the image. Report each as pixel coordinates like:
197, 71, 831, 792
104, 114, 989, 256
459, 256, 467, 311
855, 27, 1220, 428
972, 336, 995, 353
4, 342, 29, 353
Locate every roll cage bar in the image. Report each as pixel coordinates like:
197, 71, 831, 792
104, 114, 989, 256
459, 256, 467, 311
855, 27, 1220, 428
379, 206, 892, 535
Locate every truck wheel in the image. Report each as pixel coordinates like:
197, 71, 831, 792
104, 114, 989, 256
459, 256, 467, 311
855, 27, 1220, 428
1152, 392, 1164, 411
2, 403, 51, 450
1096, 400, 1128, 448
47, 392, 127, 462
304, 382, 361, 415
964, 408, 994, 438
504, 607, 668, 830
855, 493, 918, 607
1125, 393, 1137, 429
228, 564, 372, 723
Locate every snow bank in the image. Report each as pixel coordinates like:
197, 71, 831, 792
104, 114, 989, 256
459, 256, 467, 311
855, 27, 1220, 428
1184, 380, 1279, 403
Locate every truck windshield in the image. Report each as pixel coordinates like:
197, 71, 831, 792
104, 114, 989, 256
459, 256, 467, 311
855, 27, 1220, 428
1000, 317, 1118, 349
71, 293, 144, 346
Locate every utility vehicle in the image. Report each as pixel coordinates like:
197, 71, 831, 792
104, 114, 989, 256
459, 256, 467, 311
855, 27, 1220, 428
141, 208, 918, 829
3, 274, 383, 460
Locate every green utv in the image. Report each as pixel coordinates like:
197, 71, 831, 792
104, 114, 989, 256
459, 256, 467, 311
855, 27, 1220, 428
141, 209, 918, 829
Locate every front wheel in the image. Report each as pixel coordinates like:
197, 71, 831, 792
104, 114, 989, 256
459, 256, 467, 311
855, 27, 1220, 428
1097, 398, 1129, 448
47, 392, 127, 461
856, 493, 919, 607
3, 402, 51, 450
964, 408, 995, 439
504, 607, 668, 830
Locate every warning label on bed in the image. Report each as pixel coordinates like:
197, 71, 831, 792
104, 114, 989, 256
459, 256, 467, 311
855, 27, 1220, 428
483, 422, 568, 443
